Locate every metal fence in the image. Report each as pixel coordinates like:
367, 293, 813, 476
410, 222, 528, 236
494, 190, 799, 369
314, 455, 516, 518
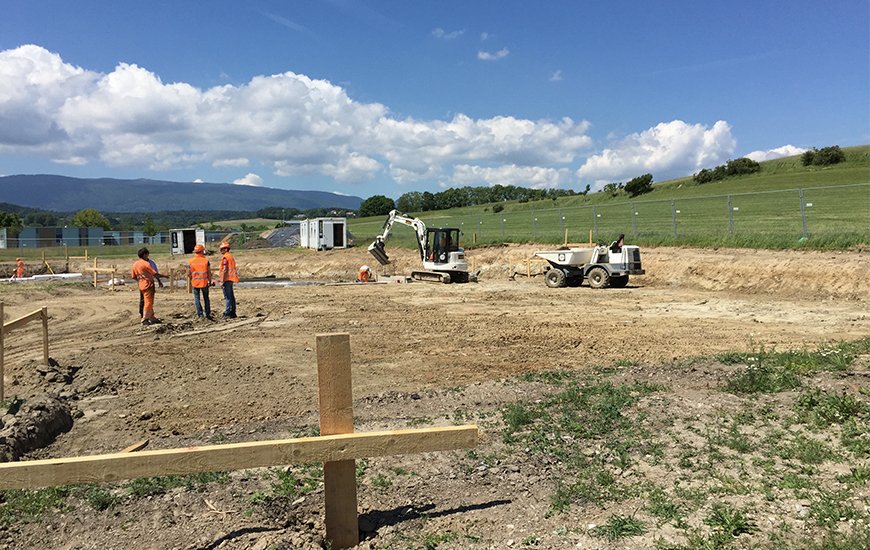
349, 183, 870, 247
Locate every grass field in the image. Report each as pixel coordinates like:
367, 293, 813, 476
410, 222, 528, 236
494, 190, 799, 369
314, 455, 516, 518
349, 145, 870, 250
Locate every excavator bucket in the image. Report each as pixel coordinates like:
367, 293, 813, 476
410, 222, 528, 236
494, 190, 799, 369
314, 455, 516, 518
367, 241, 390, 265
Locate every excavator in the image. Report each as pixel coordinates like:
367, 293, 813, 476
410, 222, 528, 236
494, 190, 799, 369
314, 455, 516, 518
367, 210, 477, 283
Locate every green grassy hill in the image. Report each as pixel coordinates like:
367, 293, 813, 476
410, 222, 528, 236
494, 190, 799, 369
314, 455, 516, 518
349, 145, 870, 250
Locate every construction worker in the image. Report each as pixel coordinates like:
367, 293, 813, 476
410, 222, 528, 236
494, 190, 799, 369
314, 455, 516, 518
357, 265, 371, 283
131, 247, 161, 325
15, 258, 24, 278
218, 241, 238, 319
139, 251, 165, 319
187, 244, 213, 320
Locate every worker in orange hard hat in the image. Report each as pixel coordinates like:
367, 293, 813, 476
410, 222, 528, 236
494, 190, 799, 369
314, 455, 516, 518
357, 265, 371, 283
131, 247, 161, 325
15, 258, 24, 279
218, 241, 238, 319
187, 243, 213, 320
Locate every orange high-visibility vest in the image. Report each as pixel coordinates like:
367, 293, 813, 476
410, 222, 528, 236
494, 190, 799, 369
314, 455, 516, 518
131, 259, 156, 291
219, 252, 239, 283
187, 254, 211, 288
16, 260, 24, 278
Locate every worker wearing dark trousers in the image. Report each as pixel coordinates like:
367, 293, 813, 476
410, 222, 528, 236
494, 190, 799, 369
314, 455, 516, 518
187, 244, 213, 320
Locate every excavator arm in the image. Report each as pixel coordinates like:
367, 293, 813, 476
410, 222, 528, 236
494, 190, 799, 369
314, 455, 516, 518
367, 209, 428, 265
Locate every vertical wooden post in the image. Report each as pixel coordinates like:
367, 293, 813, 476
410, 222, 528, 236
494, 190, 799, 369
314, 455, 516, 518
41, 307, 49, 366
93, 258, 98, 289
0, 302, 4, 402
589, 230, 593, 246
84, 249, 88, 261
111, 267, 116, 292
316, 333, 358, 549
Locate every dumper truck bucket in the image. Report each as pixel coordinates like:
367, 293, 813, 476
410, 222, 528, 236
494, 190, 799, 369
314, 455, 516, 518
368, 241, 390, 265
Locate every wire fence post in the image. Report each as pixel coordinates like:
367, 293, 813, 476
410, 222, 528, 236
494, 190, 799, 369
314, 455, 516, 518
671, 200, 677, 239
630, 203, 636, 237
799, 188, 808, 239
728, 194, 734, 234
478, 216, 483, 242
592, 206, 597, 242
501, 218, 505, 241
532, 213, 537, 242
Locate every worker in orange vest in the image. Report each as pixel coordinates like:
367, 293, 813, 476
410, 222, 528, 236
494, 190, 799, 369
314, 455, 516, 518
218, 241, 238, 319
15, 258, 24, 278
131, 247, 161, 325
187, 244, 213, 320
357, 265, 371, 283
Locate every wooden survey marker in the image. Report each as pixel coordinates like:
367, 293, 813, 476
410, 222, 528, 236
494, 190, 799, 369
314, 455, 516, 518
0, 332, 478, 549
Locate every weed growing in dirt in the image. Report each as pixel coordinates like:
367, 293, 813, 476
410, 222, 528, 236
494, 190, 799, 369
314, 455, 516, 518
270, 463, 322, 498
592, 514, 647, 540
703, 502, 757, 537
371, 473, 392, 490
724, 361, 801, 394
501, 377, 660, 512
78, 485, 120, 511
808, 489, 859, 526
0, 487, 70, 526
795, 388, 868, 427
837, 465, 870, 485
646, 486, 685, 525
126, 471, 229, 497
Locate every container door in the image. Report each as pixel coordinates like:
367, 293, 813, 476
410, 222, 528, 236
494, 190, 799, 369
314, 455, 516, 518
322, 221, 334, 249
332, 222, 345, 248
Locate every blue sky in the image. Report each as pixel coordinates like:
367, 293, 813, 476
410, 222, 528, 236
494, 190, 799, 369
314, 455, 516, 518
1, 0, 867, 199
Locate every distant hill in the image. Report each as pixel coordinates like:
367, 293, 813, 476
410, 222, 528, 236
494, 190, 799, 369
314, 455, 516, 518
0, 175, 362, 213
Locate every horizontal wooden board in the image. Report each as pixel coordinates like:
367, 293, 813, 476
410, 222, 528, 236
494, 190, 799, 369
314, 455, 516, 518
3, 310, 44, 333
0, 425, 478, 490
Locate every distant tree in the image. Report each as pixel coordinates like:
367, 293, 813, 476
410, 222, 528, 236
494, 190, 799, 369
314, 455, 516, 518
624, 173, 654, 197
23, 211, 58, 227
802, 145, 846, 167
0, 212, 23, 237
72, 208, 111, 230
396, 191, 423, 213
421, 191, 437, 212
358, 195, 396, 218
725, 157, 761, 176
143, 216, 158, 236
583, 184, 591, 196
602, 183, 623, 197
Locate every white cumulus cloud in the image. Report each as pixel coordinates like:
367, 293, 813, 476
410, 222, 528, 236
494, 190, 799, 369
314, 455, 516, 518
233, 173, 263, 186
432, 28, 464, 40
549, 70, 563, 82
744, 144, 806, 162
577, 120, 736, 186
0, 45, 598, 188
478, 48, 510, 61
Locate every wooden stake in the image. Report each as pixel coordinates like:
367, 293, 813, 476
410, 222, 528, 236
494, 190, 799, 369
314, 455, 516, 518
92, 258, 97, 289
0, 302, 4, 403
41, 307, 49, 366
316, 333, 358, 549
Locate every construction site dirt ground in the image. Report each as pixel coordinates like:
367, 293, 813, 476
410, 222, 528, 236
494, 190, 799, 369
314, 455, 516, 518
0, 245, 868, 549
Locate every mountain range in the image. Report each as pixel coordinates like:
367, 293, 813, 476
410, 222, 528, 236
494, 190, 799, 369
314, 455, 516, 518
0, 175, 363, 213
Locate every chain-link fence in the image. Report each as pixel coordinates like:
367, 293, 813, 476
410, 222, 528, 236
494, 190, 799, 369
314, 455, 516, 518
349, 183, 870, 249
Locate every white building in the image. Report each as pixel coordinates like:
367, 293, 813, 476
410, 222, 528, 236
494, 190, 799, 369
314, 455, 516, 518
299, 218, 347, 250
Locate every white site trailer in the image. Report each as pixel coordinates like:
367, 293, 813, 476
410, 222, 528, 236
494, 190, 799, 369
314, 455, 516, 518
299, 218, 347, 250
169, 228, 206, 255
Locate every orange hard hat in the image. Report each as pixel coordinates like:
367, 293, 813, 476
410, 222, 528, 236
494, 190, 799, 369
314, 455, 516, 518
16, 258, 21, 261
219, 241, 231, 250
193, 244, 205, 254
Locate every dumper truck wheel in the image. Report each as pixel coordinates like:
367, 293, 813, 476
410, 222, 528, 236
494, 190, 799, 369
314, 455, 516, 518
586, 266, 609, 289
545, 269, 567, 288
610, 275, 629, 288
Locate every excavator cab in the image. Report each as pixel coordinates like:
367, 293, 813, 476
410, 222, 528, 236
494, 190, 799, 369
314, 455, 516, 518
426, 228, 460, 264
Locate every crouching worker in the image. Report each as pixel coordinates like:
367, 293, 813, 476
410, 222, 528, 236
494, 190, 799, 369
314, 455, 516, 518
218, 241, 238, 319
187, 244, 213, 320
131, 247, 161, 325
357, 265, 371, 283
